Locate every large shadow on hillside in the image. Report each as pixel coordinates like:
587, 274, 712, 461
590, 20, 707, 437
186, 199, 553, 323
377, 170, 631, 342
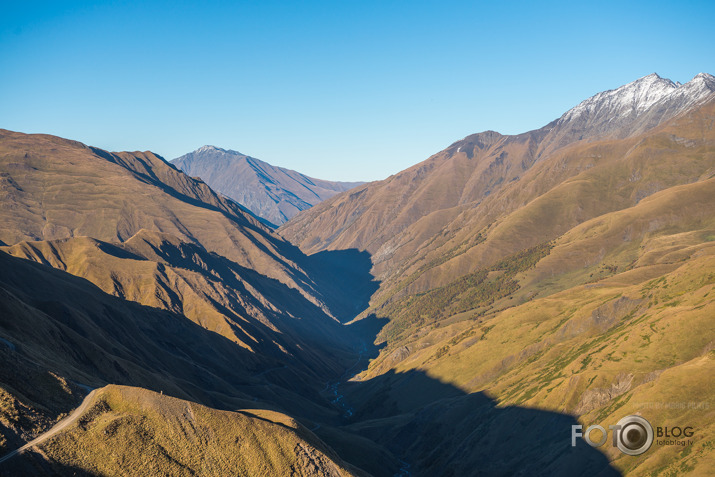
321, 369, 621, 477
245, 244, 620, 475
0, 250, 360, 425
0, 452, 98, 476
1, 246, 619, 476
304, 249, 380, 323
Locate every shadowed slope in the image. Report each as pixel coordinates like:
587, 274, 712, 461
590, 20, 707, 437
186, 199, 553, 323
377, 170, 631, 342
343, 372, 619, 477
1, 230, 356, 365
0, 249, 358, 452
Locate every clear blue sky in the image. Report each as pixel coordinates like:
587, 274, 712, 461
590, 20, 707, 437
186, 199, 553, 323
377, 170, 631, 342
1, 1, 713, 181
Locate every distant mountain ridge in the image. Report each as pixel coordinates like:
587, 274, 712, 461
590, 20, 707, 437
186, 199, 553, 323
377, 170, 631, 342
171, 146, 364, 226
281, 72, 715, 262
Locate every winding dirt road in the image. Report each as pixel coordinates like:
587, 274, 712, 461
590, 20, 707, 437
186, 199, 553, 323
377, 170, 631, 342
0, 389, 97, 465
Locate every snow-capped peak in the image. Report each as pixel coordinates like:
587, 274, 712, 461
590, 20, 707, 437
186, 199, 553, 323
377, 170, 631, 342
558, 73, 679, 125
557, 72, 715, 129
543, 72, 715, 151
693, 72, 715, 82
196, 145, 225, 153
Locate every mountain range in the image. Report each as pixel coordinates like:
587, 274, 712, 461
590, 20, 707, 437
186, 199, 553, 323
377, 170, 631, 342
280, 72, 715, 475
0, 72, 713, 476
171, 146, 364, 226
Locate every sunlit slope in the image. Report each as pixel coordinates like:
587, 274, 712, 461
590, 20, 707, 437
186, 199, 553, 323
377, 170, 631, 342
0, 129, 326, 310
343, 178, 714, 475
280, 129, 546, 256
381, 97, 715, 299
13, 385, 364, 476
412, 252, 715, 476
281, 97, 715, 310
359, 174, 711, 350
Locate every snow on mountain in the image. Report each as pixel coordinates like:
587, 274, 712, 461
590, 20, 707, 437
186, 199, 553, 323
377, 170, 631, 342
543, 73, 715, 152
655, 72, 715, 113
558, 73, 679, 125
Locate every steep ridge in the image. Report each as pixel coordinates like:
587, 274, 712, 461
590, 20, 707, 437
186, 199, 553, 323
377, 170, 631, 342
370, 95, 715, 301
172, 146, 363, 226
0, 232, 354, 377
0, 129, 329, 314
280, 75, 715, 297
280, 129, 543, 255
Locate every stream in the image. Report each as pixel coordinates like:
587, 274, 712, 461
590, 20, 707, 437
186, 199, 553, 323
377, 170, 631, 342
323, 341, 413, 476
325, 340, 368, 419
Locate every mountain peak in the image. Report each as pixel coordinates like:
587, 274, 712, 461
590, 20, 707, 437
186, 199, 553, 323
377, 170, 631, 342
195, 145, 227, 154
641, 72, 663, 81
171, 147, 364, 226
688, 72, 715, 88
534, 72, 715, 154
561, 73, 678, 122
693, 72, 714, 81
554, 72, 715, 136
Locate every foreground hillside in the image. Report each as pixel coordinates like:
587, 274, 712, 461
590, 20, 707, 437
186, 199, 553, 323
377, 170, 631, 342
3, 385, 363, 476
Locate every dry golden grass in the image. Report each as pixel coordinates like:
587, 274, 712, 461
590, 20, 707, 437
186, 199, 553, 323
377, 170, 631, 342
346, 179, 715, 475
38, 385, 363, 476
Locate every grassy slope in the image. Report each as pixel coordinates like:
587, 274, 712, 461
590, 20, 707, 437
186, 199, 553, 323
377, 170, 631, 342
0, 129, 328, 312
370, 98, 715, 304
344, 177, 715, 475
14, 385, 363, 476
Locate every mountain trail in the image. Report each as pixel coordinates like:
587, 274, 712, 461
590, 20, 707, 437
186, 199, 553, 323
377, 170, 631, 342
0, 388, 98, 465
